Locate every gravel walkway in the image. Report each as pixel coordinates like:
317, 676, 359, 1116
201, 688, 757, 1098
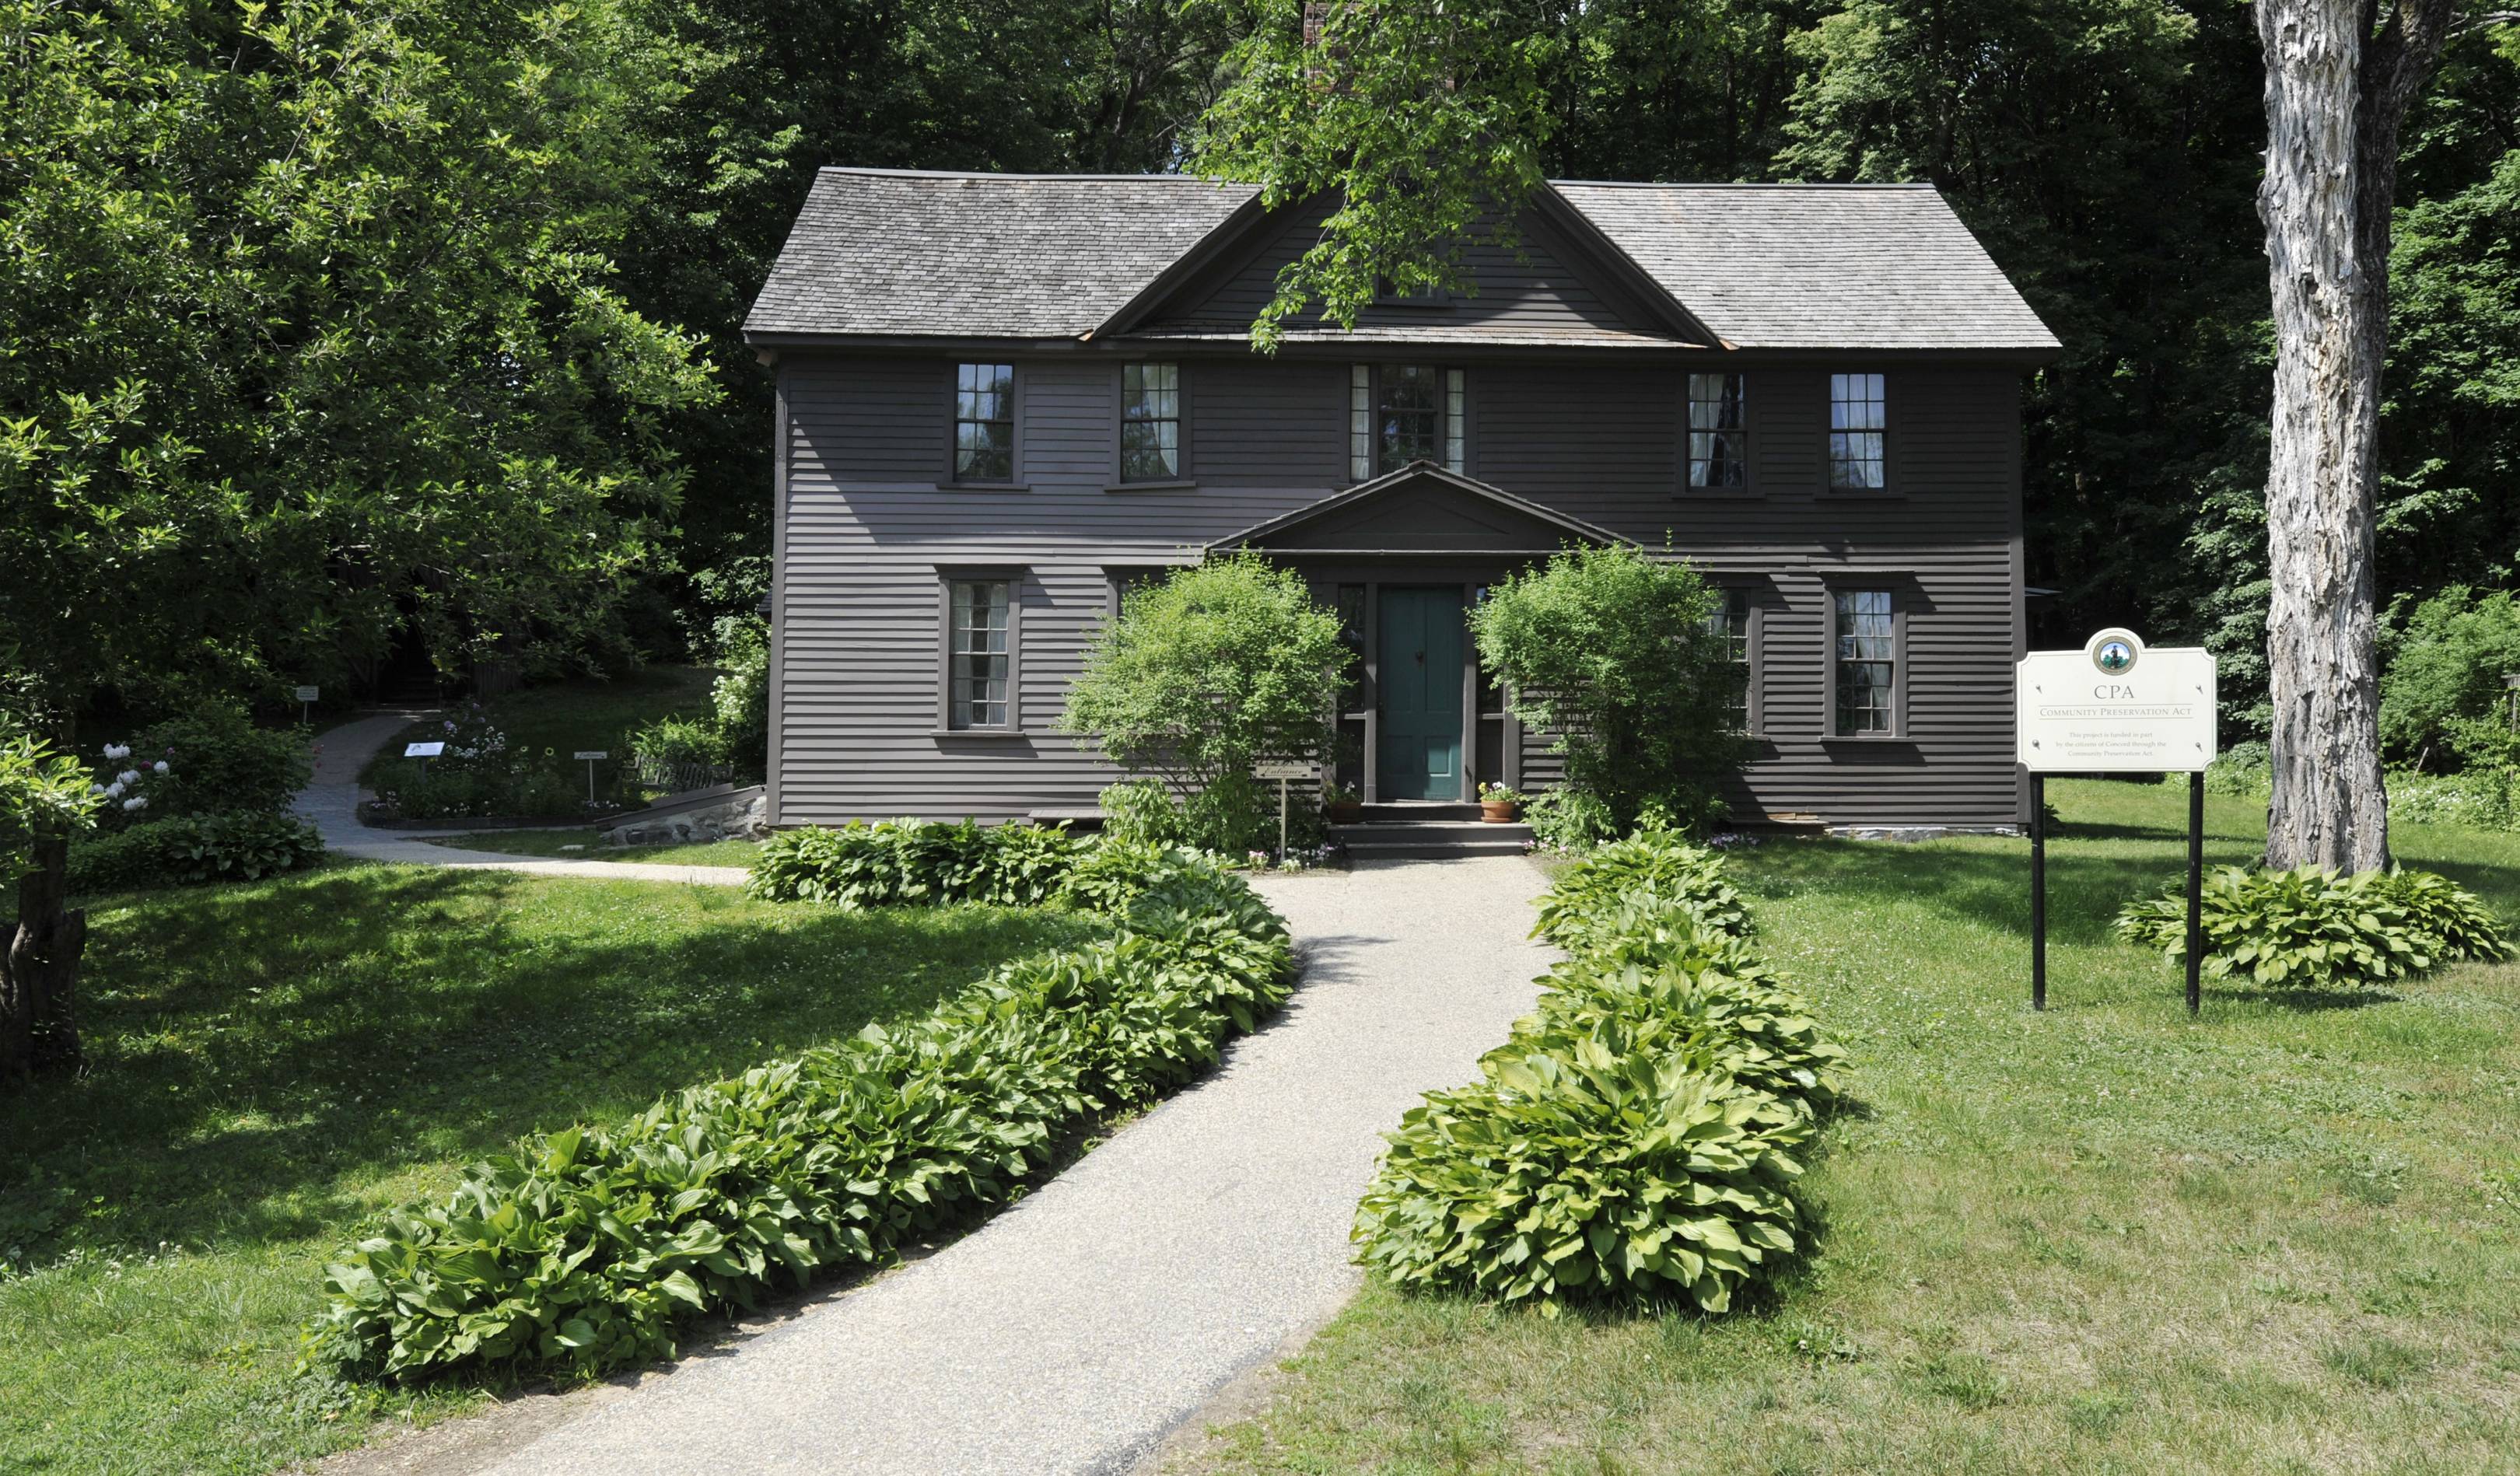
295, 713, 749, 886
471, 856, 1556, 1476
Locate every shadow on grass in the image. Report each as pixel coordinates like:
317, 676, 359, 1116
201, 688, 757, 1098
0, 862, 1106, 1264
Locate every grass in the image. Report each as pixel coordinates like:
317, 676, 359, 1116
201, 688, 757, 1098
356, 664, 719, 790
1172, 778, 2520, 1476
0, 862, 1105, 1475
425, 828, 761, 868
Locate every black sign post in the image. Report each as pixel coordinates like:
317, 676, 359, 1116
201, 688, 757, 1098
2030, 772, 2046, 1011
2186, 770, 2204, 1015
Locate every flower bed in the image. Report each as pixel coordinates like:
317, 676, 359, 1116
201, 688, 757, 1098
1353, 830, 1846, 1313
305, 824, 1291, 1382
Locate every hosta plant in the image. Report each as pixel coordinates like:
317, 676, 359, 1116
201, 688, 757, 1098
1532, 830, 1750, 953
1355, 1035, 1809, 1313
1527, 958, 1847, 1118
311, 828, 1288, 1383
2116, 864, 2512, 989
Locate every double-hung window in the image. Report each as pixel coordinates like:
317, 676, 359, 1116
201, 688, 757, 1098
1828, 372, 1886, 490
945, 578, 1013, 729
1832, 589, 1896, 736
1687, 373, 1748, 489
1350, 365, 1467, 479
1120, 363, 1181, 481
1705, 588, 1753, 732
954, 362, 1016, 481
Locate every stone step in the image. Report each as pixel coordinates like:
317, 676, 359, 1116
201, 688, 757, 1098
1355, 802, 1482, 823
1334, 819, 1534, 860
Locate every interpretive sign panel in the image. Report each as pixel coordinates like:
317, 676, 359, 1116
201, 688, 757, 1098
2016, 628, 2217, 774
404, 741, 446, 759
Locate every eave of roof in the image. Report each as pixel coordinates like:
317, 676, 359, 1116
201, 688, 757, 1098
1209, 460, 1633, 552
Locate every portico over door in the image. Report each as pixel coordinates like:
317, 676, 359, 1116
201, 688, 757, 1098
1207, 461, 1636, 806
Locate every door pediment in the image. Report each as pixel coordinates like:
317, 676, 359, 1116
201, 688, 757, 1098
1212, 463, 1629, 557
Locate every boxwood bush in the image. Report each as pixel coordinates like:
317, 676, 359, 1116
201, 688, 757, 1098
306, 832, 1290, 1383
2116, 864, 2513, 989
1355, 829, 1846, 1314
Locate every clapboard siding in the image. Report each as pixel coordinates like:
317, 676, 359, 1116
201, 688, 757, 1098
773, 351, 2025, 828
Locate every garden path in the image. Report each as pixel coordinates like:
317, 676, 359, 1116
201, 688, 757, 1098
293, 713, 750, 886
462, 856, 1556, 1476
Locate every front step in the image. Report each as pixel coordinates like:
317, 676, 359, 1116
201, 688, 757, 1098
1335, 819, 1533, 860
1356, 801, 1482, 823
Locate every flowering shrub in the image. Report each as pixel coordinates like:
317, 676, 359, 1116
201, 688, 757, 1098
366, 705, 621, 820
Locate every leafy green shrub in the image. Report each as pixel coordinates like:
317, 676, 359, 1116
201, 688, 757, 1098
66, 811, 324, 894
2378, 586, 2520, 768
2116, 865, 2514, 989
2389, 768, 2515, 828
1056, 555, 1349, 852
1353, 828, 1844, 1317
710, 616, 771, 779
1354, 1043, 1810, 1313
745, 820, 1084, 909
627, 715, 729, 771
1531, 830, 1751, 953
2201, 740, 2272, 797
1468, 544, 1741, 839
128, 701, 312, 819
311, 831, 1289, 1383
1530, 957, 1847, 1117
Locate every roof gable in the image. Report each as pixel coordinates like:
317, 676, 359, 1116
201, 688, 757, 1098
1214, 463, 1629, 555
1108, 191, 1706, 348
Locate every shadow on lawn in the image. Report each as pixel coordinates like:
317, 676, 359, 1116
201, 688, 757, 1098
0, 864, 1102, 1263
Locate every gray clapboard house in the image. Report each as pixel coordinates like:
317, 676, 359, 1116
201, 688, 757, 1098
742, 167, 2059, 833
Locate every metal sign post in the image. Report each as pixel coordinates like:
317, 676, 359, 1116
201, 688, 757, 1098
295, 685, 319, 728
575, 750, 609, 806
403, 739, 445, 781
2015, 628, 2217, 1014
1253, 760, 1318, 863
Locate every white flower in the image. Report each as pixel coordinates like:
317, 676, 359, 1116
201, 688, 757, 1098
89, 783, 106, 796
103, 782, 124, 799
117, 769, 140, 786
102, 743, 130, 761
122, 796, 147, 812
152, 761, 169, 775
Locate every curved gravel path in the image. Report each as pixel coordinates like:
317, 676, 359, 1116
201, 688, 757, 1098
294, 714, 749, 886
461, 856, 1555, 1476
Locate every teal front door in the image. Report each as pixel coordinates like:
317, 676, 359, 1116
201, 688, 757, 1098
1377, 587, 1465, 800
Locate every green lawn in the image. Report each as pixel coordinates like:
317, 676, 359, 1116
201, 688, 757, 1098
0, 863, 1104, 1474
1173, 779, 2520, 1476
426, 827, 761, 868
357, 664, 719, 789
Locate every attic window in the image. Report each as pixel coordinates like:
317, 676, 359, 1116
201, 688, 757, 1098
1374, 277, 1447, 306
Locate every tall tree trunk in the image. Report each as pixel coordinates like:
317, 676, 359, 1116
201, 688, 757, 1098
1, 834, 85, 1083
2254, 0, 2452, 872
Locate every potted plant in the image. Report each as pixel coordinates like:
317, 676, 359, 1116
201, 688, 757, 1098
1479, 782, 1524, 823
1323, 781, 1362, 824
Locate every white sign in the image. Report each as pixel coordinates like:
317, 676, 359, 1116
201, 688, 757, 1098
1253, 761, 1317, 780
2017, 628, 2216, 773
404, 740, 446, 759
294, 685, 320, 703
573, 750, 609, 761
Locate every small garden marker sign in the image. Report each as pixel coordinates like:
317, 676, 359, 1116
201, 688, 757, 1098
1255, 759, 1317, 862
2016, 629, 2217, 1013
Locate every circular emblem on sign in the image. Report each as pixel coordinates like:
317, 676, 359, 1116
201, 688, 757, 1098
2084, 627, 2144, 676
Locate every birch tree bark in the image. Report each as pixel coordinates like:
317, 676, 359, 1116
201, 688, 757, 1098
2254, 0, 2456, 871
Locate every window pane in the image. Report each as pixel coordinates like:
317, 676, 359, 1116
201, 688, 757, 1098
1121, 363, 1181, 481
1444, 369, 1466, 473
1832, 589, 1893, 735
954, 363, 1016, 481
1349, 365, 1372, 481
1687, 373, 1748, 488
1703, 589, 1752, 730
948, 579, 1012, 729
1377, 364, 1440, 472
1828, 372, 1885, 489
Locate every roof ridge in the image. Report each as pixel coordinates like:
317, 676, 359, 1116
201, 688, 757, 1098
816, 165, 1248, 184
1551, 179, 1937, 191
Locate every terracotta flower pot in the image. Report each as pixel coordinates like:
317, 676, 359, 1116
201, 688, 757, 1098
1480, 799, 1519, 823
